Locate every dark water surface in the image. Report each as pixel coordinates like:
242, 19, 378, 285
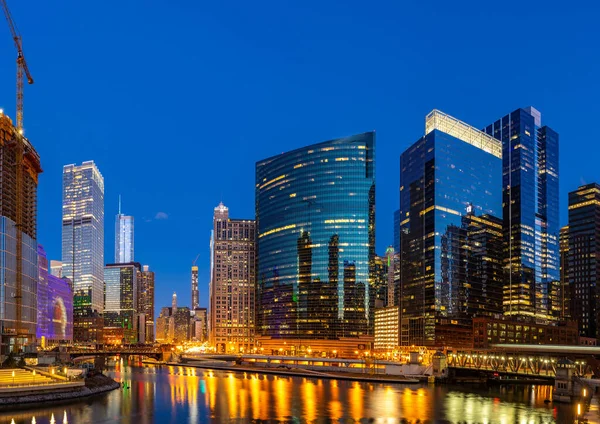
0, 361, 579, 423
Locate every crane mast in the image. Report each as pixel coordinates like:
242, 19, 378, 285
1, 0, 34, 354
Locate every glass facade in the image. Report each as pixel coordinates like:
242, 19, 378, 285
399, 111, 502, 346
37, 245, 73, 345
484, 107, 560, 321
62, 161, 105, 342
256, 132, 375, 341
0, 216, 38, 354
566, 184, 600, 338
115, 213, 134, 263
103, 262, 140, 343
139, 265, 155, 342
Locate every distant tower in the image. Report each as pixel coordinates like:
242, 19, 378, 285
191, 264, 199, 310
115, 196, 134, 263
172, 292, 178, 314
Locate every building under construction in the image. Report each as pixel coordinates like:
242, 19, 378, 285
0, 111, 42, 357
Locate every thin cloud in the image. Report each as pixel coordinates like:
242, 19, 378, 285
155, 212, 169, 220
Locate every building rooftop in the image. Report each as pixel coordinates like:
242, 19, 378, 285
425, 109, 502, 159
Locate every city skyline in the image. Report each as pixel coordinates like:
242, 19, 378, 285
1, 1, 598, 317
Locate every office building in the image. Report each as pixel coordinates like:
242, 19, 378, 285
37, 245, 73, 348
473, 317, 578, 348
115, 198, 134, 263
192, 307, 208, 342
103, 262, 141, 344
155, 307, 172, 343
50, 260, 63, 278
138, 265, 155, 342
209, 203, 256, 352
256, 132, 375, 356
484, 107, 560, 321
374, 306, 399, 353
567, 184, 600, 339
393, 209, 400, 253
62, 161, 104, 343
0, 112, 42, 356
191, 265, 199, 310
560, 226, 570, 320
399, 110, 502, 346
174, 307, 191, 343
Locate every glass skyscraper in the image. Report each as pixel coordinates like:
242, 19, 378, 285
62, 161, 105, 343
255, 132, 375, 354
104, 262, 140, 344
484, 107, 560, 321
399, 110, 502, 346
115, 198, 134, 263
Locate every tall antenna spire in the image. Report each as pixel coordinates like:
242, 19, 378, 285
118, 194, 121, 215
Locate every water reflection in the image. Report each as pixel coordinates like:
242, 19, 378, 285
0, 362, 579, 423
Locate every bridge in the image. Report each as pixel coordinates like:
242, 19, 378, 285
66, 347, 167, 361
446, 344, 600, 379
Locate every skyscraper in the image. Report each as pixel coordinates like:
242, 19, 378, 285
484, 107, 560, 321
138, 265, 155, 342
256, 132, 375, 355
115, 197, 134, 263
191, 265, 199, 310
399, 110, 502, 346
62, 161, 105, 343
560, 226, 570, 320
104, 262, 141, 344
567, 184, 600, 339
0, 113, 42, 355
209, 203, 256, 353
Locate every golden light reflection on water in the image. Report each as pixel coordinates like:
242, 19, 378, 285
0, 363, 577, 423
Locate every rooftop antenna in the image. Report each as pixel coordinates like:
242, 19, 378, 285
118, 194, 121, 215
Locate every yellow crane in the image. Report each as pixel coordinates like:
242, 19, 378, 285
1, 0, 33, 353
1, 0, 34, 131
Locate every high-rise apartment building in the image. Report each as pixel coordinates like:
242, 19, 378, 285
399, 110, 502, 346
191, 265, 199, 310
209, 203, 256, 353
62, 161, 104, 343
192, 307, 208, 342
103, 262, 141, 344
484, 107, 560, 321
115, 199, 134, 263
155, 307, 172, 343
566, 184, 600, 339
256, 132, 375, 356
0, 112, 42, 355
138, 265, 155, 342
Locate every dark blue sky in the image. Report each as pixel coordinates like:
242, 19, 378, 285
0, 1, 598, 316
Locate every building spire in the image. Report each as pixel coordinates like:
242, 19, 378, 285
118, 194, 122, 215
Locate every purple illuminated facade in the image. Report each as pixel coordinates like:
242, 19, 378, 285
37, 245, 73, 346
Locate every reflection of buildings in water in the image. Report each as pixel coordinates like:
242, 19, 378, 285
349, 382, 364, 420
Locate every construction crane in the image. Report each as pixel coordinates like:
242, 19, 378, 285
1, 0, 33, 353
1, 0, 34, 132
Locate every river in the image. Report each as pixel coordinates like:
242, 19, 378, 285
0, 360, 581, 423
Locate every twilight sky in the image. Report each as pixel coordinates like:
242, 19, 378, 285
0, 0, 598, 317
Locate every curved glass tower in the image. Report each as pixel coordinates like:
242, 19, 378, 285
256, 132, 375, 346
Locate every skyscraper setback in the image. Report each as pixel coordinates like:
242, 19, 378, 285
209, 203, 256, 353
115, 197, 134, 263
484, 107, 560, 321
62, 161, 105, 343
